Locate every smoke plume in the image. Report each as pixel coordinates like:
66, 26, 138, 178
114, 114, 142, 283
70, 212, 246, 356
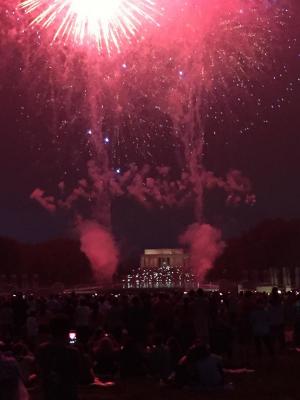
30, 188, 56, 213
78, 220, 118, 282
180, 223, 225, 282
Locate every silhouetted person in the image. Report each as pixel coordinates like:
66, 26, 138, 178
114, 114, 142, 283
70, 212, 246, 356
37, 315, 81, 400
175, 343, 223, 389
193, 289, 210, 344
119, 336, 145, 378
0, 342, 29, 400
94, 336, 118, 379
12, 294, 27, 337
294, 294, 300, 346
269, 288, 285, 352
251, 299, 273, 357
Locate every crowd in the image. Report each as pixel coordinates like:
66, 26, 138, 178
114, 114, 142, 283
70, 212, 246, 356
0, 287, 299, 399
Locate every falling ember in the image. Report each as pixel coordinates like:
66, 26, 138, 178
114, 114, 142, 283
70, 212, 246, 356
19, 0, 159, 53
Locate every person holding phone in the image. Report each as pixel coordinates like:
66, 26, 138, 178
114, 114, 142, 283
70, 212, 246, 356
68, 331, 77, 345
37, 316, 81, 400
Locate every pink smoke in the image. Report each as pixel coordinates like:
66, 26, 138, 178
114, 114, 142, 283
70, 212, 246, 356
30, 188, 56, 213
180, 223, 225, 282
78, 220, 118, 281
31, 163, 255, 214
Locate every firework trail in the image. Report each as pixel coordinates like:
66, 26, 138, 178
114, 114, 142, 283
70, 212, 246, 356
121, 0, 289, 279
132, 0, 285, 219
0, 0, 292, 279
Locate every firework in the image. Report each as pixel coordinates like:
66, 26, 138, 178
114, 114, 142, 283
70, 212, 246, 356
3, 0, 293, 280
19, 0, 158, 53
3, 1, 291, 214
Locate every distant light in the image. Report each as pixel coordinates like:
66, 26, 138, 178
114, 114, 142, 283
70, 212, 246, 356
122, 63, 127, 69
179, 70, 184, 77
278, 289, 282, 294
87, 129, 92, 135
104, 137, 110, 143
116, 168, 121, 174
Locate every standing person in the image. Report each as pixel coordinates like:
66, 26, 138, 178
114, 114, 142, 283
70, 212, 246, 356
269, 288, 285, 352
293, 294, 300, 346
236, 291, 254, 366
127, 296, 147, 343
75, 299, 91, 343
251, 298, 273, 358
26, 311, 39, 350
153, 294, 173, 340
177, 296, 195, 350
12, 294, 28, 338
0, 301, 14, 341
37, 315, 81, 400
193, 289, 210, 344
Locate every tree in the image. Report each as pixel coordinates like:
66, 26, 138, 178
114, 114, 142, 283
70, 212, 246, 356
209, 219, 300, 281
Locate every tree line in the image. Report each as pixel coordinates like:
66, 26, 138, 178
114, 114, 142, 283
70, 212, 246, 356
209, 218, 300, 281
0, 218, 300, 286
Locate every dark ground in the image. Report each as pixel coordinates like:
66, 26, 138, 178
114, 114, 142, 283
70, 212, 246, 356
30, 350, 300, 400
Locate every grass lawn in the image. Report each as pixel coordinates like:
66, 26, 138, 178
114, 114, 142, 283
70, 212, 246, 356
30, 351, 300, 400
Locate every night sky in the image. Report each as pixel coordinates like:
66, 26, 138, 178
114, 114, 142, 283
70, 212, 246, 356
0, 0, 299, 253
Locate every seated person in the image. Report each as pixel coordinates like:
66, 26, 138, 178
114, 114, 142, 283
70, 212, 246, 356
93, 336, 119, 379
0, 342, 29, 400
37, 315, 82, 400
12, 342, 37, 387
194, 345, 224, 389
175, 343, 224, 389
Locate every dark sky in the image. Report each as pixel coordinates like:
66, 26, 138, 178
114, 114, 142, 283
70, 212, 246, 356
0, 0, 299, 252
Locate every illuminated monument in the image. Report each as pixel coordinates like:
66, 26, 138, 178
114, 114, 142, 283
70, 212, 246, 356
122, 248, 194, 289
140, 248, 189, 269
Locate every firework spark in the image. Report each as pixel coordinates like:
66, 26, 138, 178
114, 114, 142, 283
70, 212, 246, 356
19, 0, 158, 53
